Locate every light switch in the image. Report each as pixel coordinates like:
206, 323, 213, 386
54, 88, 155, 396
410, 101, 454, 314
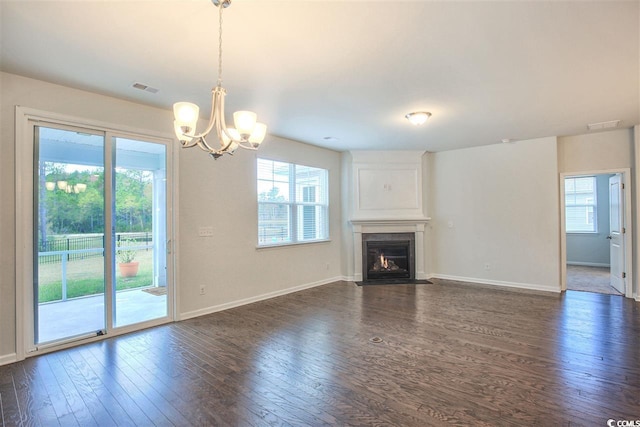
198, 226, 214, 237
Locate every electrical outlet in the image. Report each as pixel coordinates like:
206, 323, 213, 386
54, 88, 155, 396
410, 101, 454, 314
325, 263, 330, 270
199, 285, 205, 295
484, 263, 491, 271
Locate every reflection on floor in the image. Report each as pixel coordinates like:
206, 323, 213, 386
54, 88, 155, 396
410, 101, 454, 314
566, 265, 621, 295
38, 287, 167, 344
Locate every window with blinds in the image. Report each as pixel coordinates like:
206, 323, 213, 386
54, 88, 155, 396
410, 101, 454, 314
565, 176, 597, 233
257, 158, 328, 246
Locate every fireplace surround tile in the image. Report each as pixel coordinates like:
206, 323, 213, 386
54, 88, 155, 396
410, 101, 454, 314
351, 219, 430, 282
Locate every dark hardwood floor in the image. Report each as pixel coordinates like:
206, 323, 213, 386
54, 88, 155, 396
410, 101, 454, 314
1, 279, 639, 426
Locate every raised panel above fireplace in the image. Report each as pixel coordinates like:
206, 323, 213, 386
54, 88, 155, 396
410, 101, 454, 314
350, 150, 426, 220
358, 168, 419, 210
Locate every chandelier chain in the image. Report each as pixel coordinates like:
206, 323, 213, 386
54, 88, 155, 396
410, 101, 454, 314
217, 2, 224, 87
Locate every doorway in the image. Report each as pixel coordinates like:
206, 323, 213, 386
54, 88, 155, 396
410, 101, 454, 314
16, 108, 174, 357
560, 170, 632, 297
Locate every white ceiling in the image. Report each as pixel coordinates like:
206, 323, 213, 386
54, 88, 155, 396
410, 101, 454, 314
1, 0, 638, 152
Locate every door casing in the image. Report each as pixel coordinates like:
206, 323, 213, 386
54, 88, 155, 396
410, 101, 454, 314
559, 169, 632, 298
15, 106, 177, 360
608, 174, 625, 294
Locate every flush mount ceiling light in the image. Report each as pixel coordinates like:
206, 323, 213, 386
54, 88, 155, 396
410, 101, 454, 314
405, 112, 432, 126
173, 0, 267, 160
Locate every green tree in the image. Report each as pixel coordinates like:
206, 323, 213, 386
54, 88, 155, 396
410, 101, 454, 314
115, 169, 152, 232
40, 164, 153, 238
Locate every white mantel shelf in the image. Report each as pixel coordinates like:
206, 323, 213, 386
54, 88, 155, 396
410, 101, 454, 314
350, 218, 431, 226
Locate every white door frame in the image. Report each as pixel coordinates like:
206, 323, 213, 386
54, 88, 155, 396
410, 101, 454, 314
15, 106, 177, 360
559, 168, 633, 298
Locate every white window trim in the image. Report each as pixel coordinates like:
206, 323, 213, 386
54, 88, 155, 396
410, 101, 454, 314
257, 158, 329, 248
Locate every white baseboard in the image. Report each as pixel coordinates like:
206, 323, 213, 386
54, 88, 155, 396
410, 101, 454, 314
180, 276, 345, 321
0, 353, 17, 366
430, 274, 561, 293
567, 262, 610, 268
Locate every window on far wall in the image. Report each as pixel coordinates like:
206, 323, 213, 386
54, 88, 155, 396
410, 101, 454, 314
565, 176, 597, 233
257, 158, 329, 246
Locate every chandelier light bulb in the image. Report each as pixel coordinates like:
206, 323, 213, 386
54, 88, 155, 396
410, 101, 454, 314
233, 111, 258, 138
173, 102, 199, 130
222, 128, 240, 152
249, 123, 267, 147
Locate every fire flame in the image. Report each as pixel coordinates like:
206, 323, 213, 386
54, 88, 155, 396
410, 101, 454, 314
379, 253, 388, 269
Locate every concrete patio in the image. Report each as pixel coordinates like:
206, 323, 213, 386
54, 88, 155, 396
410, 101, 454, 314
38, 286, 167, 343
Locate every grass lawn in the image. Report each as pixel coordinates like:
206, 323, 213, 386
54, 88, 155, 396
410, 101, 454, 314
38, 250, 154, 303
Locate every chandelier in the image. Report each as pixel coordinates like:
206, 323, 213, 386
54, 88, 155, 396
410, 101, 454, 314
173, 0, 267, 159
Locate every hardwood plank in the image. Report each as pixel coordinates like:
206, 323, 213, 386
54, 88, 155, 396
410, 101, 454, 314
85, 340, 177, 426
0, 279, 638, 426
65, 347, 137, 426
0, 365, 22, 426
19, 357, 60, 426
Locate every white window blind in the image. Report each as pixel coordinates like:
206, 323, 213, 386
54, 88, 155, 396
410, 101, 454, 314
257, 159, 328, 246
565, 176, 597, 233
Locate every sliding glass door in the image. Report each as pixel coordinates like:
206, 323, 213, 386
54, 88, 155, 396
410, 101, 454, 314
33, 123, 170, 347
113, 136, 168, 328
35, 126, 106, 343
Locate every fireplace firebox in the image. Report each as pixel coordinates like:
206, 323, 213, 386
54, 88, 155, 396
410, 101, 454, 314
362, 233, 415, 282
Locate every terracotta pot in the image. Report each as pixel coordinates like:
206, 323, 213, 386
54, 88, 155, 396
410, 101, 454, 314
118, 261, 139, 278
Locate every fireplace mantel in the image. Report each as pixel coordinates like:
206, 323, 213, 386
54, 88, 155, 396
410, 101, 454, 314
350, 218, 430, 281
351, 218, 431, 230
347, 151, 430, 282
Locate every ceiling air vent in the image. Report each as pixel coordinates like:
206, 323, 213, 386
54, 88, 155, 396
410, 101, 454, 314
132, 82, 159, 94
587, 120, 621, 131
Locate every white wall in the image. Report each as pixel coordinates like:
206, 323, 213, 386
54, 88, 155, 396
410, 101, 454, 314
0, 72, 343, 361
340, 152, 355, 279
429, 137, 560, 292
178, 133, 344, 319
558, 128, 634, 172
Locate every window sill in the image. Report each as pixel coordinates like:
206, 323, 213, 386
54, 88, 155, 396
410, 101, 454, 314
256, 239, 331, 250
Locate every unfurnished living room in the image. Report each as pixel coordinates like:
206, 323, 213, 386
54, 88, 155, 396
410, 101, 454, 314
0, 1, 639, 426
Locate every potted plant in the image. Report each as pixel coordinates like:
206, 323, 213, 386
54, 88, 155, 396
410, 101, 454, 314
117, 237, 139, 277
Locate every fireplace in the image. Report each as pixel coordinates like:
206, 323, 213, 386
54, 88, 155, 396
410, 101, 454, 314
362, 233, 415, 282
